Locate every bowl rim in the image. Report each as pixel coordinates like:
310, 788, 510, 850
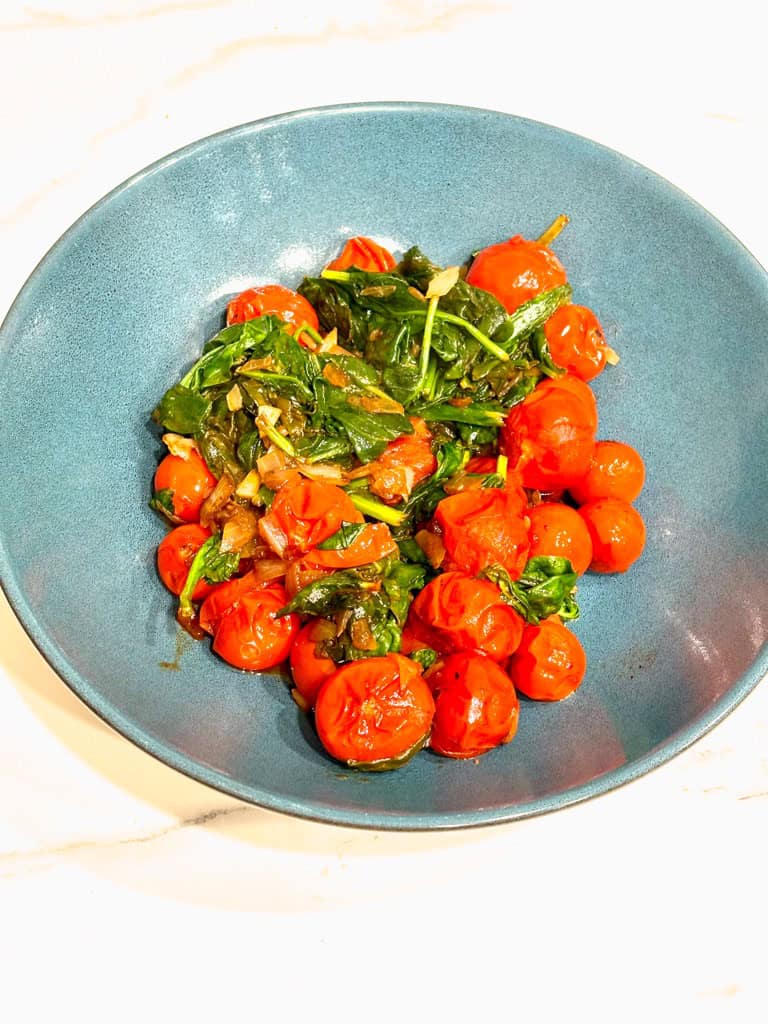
2, 100, 767, 830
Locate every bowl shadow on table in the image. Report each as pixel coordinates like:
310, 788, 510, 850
3, 595, 537, 911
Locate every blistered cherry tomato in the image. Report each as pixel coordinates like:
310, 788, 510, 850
303, 522, 397, 570
366, 417, 436, 504
527, 502, 593, 576
315, 654, 435, 768
568, 440, 646, 505
408, 571, 524, 661
427, 651, 519, 759
544, 304, 610, 382
289, 618, 338, 708
199, 570, 263, 636
435, 487, 530, 578
258, 478, 363, 558
578, 498, 646, 573
226, 284, 319, 336
502, 375, 597, 490
326, 236, 396, 273
508, 619, 586, 701
156, 523, 215, 601
212, 583, 298, 671
153, 450, 216, 523
465, 235, 567, 314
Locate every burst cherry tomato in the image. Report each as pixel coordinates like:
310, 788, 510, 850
258, 478, 363, 558
427, 651, 519, 759
544, 304, 610, 382
303, 522, 397, 570
212, 583, 298, 671
465, 235, 567, 314
315, 654, 435, 768
326, 236, 396, 273
527, 502, 593, 576
568, 440, 646, 505
366, 417, 436, 504
434, 487, 530, 578
408, 571, 524, 661
156, 523, 216, 601
153, 450, 216, 523
502, 375, 597, 490
289, 618, 338, 708
578, 498, 646, 573
199, 570, 264, 635
226, 284, 319, 337
508, 619, 586, 701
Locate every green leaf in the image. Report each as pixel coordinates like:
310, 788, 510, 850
178, 534, 240, 622
493, 284, 572, 353
149, 488, 176, 520
236, 429, 265, 472
418, 403, 505, 427
397, 442, 466, 531
481, 557, 580, 625
410, 648, 437, 671
152, 385, 211, 434
277, 570, 376, 618
316, 522, 369, 550
181, 317, 276, 391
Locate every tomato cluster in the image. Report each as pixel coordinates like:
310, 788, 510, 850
151, 231, 647, 773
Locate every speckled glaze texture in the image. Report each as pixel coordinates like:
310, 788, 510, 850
1, 103, 766, 829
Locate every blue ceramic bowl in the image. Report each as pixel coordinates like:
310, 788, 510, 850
1, 103, 767, 829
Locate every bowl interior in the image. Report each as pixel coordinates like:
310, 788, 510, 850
1, 104, 767, 828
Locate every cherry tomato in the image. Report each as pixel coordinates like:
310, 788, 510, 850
464, 456, 497, 474
502, 375, 598, 490
427, 652, 519, 759
326, 236, 396, 273
289, 618, 338, 708
578, 498, 646, 573
212, 583, 298, 671
507, 619, 586, 700
153, 450, 216, 523
527, 502, 593, 576
156, 523, 216, 601
434, 487, 530, 578
544, 304, 610, 382
366, 417, 437, 504
258, 478, 363, 558
226, 284, 319, 337
199, 570, 263, 636
303, 522, 397, 570
408, 571, 524, 661
568, 440, 646, 505
315, 654, 435, 768
465, 235, 567, 314
284, 557, 330, 600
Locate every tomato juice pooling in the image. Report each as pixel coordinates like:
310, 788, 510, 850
149, 224, 646, 771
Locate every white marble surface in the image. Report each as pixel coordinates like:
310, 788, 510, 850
1, 2, 767, 1021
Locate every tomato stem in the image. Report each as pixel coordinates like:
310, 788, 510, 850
346, 492, 405, 527
537, 214, 569, 247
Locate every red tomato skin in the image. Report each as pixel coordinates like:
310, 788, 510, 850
507, 619, 587, 701
199, 570, 263, 636
578, 498, 646, 573
527, 502, 593, 576
258, 478, 363, 558
434, 487, 530, 579
315, 654, 435, 766
154, 451, 216, 523
408, 571, 524, 661
544, 304, 608, 382
502, 375, 598, 490
302, 522, 397, 570
367, 417, 437, 504
326, 236, 396, 273
156, 523, 215, 601
289, 618, 338, 709
465, 235, 567, 314
226, 284, 319, 336
427, 652, 520, 759
568, 441, 646, 505
212, 583, 298, 671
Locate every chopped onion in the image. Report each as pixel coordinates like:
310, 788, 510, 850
200, 472, 235, 528
221, 505, 260, 553
415, 528, 445, 569
603, 345, 621, 366
258, 515, 289, 558
350, 617, 377, 651
249, 558, 289, 584
235, 469, 261, 501
296, 462, 346, 484
226, 384, 243, 411
161, 433, 199, 460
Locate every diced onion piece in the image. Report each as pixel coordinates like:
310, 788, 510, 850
256, 404, 282, 428
162, 433, 200, 460
249, 558, 289, 584
258, 515, 289, 558
408, 286, 426, 302
415, 528, 446, 569
350, 617, 377, 651
317, 328, 338, 353
200, 472, 235, 528
296, 462, 347, 484
235, 469, 261, 501
426, 265, 460, 299
226, 384, 243, 411
221, 505, 260, 553
603, 345, 621, 366
238, 356, 275, 373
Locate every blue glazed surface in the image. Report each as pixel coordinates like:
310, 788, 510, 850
1, 103, 766, 830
